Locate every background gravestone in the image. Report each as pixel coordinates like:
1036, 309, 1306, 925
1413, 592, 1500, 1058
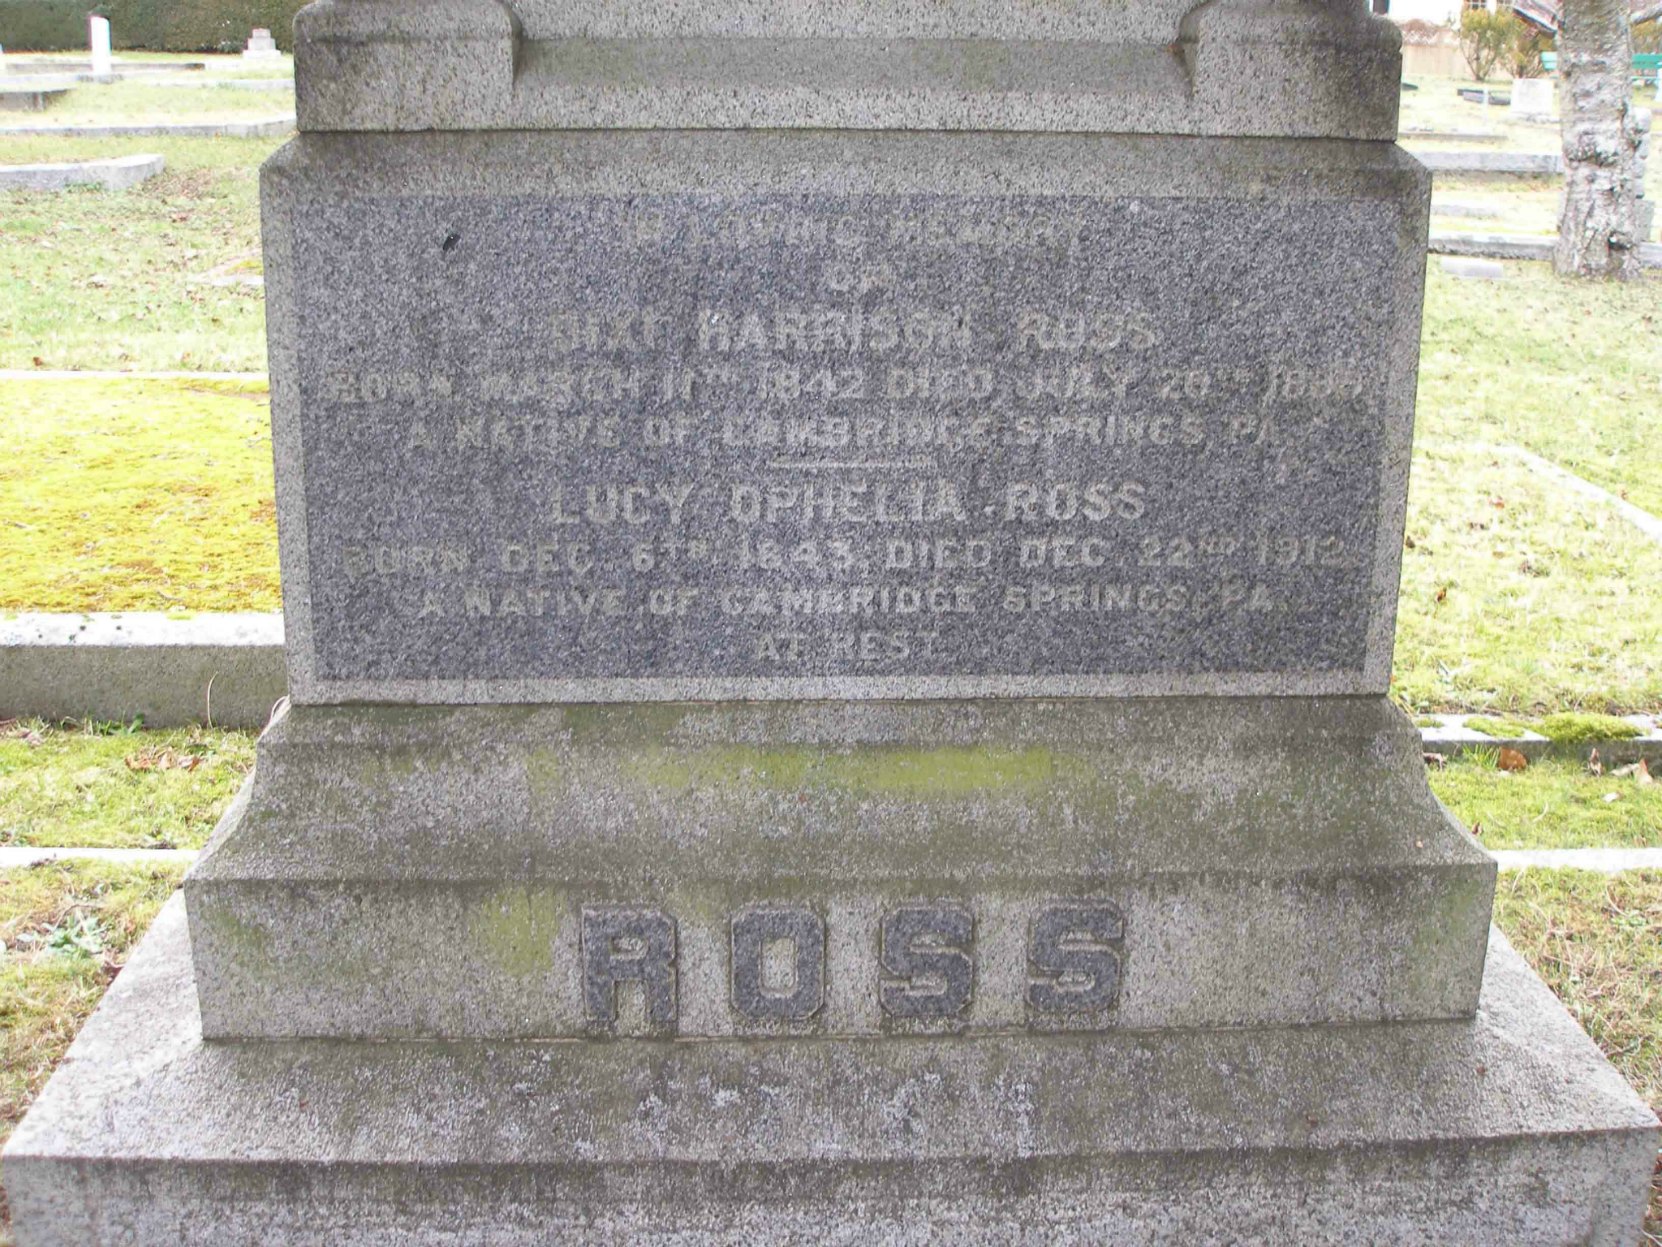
4, 0, 1657, 1242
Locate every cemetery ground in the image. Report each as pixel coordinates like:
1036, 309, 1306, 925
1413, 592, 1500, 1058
0, 67, 1660, 1241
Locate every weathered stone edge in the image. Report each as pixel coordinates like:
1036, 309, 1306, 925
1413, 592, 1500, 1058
1430, 233, 1662, 266
0, 117, 295, 139
5, 612, 1660, 759
4, 899, 1655, 1246
0, 155, 165, 192
0, 613, 286, 730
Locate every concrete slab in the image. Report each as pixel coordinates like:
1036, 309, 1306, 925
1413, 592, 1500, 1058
146, 78, 293, 91
1417, 151, 1564, 176
0, 154, 163, 191
1431, 231, 1662, 268
1440, 256, 1507, 280
5, 898, 1654, 1244
0, 612, 284, 730
0, 86, 69, 112
0, 116, 294, 139
1401, 127, 1504, 142
1494, 848, 1662, 873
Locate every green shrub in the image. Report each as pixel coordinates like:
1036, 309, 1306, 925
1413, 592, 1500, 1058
1458, 10, 1516, 82
0, 0, 305, 52
0, 0, 86, 50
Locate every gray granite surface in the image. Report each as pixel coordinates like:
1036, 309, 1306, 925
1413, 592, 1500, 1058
293, 0, 1402, 138
184, 698, 1494, 1039
264, 131, 1429, 704
6, 898, 1655, 1245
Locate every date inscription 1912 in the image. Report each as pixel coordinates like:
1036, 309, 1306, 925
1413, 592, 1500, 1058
293, 193, 1403, 696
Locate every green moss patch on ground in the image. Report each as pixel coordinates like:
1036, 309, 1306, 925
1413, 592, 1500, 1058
0, 858, 187, 1233
0, 720, 254, 850
0, 376, 278, 611
1429, 756, 1662, 850
1395, 437, 1662, 714
1492, 869, 1662, 1238
0, 135, 278, 372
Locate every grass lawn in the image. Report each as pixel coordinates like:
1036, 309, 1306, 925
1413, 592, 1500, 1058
1491, 869, 1662, 1239
1400, 74, 1662, 162
0, 859, 187, 1236
1418, 262, 1662, 517
13, 81, 294, 125
1430, 755, 1662, 850
0, 136, 276, 372
0, 721, 254, 850
0, 376, 278, 612
1396, 436, 1662, 714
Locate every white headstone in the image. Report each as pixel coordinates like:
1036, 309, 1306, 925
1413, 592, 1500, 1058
88, 15, 112, 78
243, 28, 282, 60
1510, 77, 1554, 121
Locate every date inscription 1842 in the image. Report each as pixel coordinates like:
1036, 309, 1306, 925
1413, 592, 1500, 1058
291, 193, 1405, 698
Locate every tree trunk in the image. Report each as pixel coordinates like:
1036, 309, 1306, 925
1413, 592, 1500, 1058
1554, 0, 1644, 279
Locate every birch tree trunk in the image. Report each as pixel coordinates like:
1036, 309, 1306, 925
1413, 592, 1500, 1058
1554, 0, 1644, 278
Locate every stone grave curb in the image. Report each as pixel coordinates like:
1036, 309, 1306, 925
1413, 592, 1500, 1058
0, 117, 294, 140
1430, 232, 1662, 267
0, 613, 285, 731
145, 79, 293, 91
0, 154, 164, 192
0, 86, 71, 113
1401, 128, 1504, 143
1414, 151, 1564, 176
5, 612, 1660, 759
1419, 713, 1662, 765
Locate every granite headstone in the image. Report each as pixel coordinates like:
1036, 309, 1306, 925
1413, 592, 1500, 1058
4, 1, 1656, 1243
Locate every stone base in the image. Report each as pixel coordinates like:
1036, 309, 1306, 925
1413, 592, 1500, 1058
6, 899, 1655, 1245
184, 698, 1496, 1039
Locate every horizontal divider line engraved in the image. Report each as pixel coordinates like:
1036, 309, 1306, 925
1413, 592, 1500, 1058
286, 191, 1408, 687
294, 670, 1381, 703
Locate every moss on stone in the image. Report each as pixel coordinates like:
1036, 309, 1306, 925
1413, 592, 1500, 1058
623, 746, 1061, 800
1532, 712, 1643, 745
1462, 716, 1531, 739
467, 886, 563, 979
